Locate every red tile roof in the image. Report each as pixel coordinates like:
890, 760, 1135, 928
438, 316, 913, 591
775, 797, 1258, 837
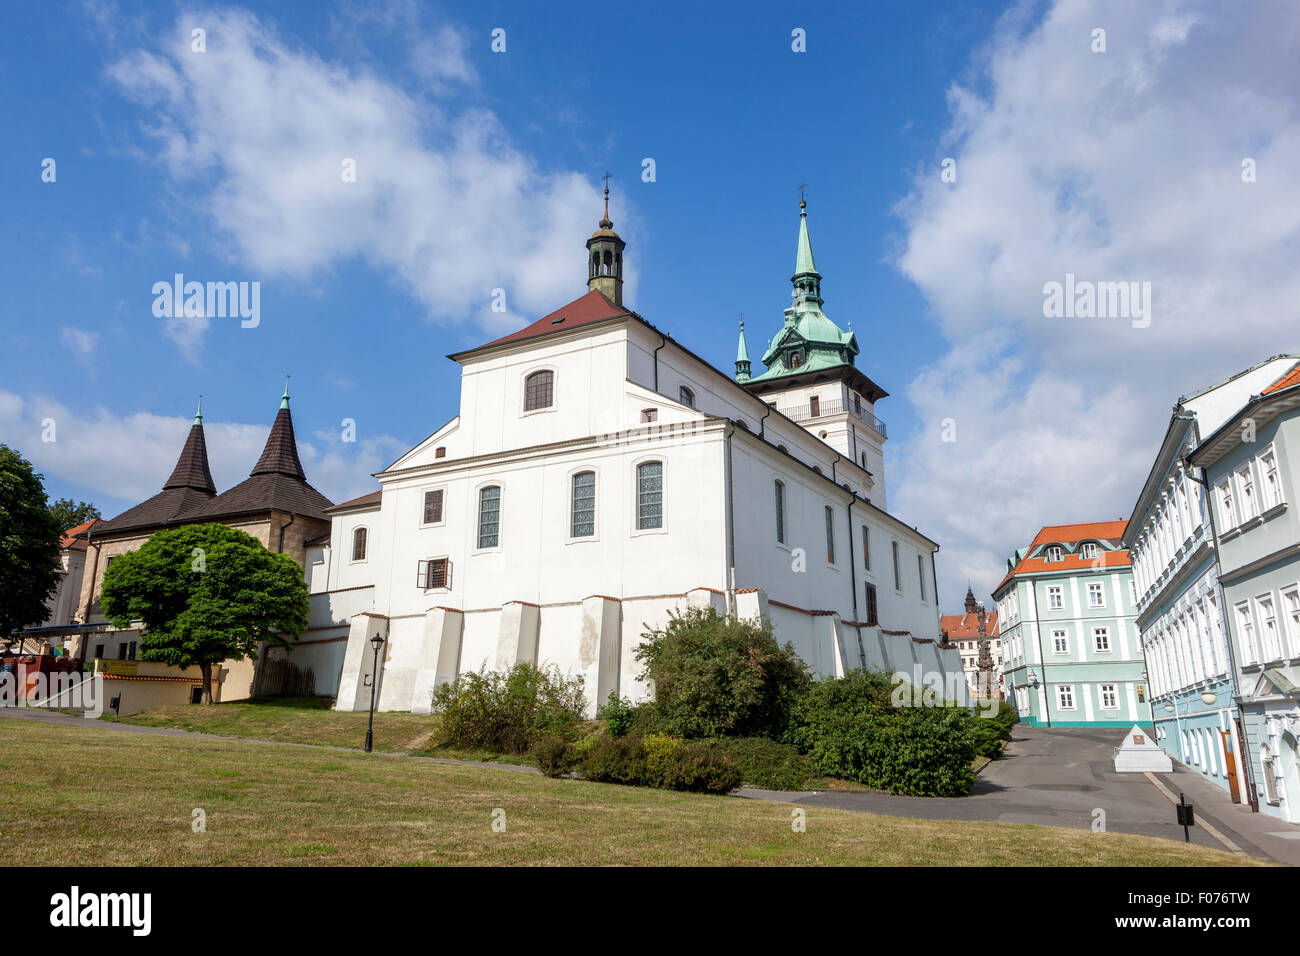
939, 611, 1000, 639
468, 289, 630, 353
1262, 361, 1300, 395
326, 490, 382, 513
1030, 520, 1126, 546
60, 518, 105, 550
995, 547, 1132, 593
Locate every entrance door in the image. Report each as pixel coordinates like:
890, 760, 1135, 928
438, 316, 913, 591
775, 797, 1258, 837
1220, 730, 1240, 803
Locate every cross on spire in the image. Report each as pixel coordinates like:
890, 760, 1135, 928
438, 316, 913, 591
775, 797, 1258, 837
602, 171, 612, 218
798, 181, 808, 209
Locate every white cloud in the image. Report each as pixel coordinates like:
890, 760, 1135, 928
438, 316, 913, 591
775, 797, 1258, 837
0, 390, 403, 513
59, 327, 100, 368
106, 8, 627, 357
891, 0, 1300, 608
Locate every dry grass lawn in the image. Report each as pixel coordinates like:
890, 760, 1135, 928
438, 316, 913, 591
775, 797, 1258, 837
0, 719, 1264, 867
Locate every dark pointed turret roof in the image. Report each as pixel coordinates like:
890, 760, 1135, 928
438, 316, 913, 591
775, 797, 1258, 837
250, 407, 305, 479
163, 422, 217, 493
187, 386, 332, 523
95, 412, 218, 535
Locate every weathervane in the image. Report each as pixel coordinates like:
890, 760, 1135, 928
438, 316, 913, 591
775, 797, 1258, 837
798, 181, 808, 208
602, 171, 612, 218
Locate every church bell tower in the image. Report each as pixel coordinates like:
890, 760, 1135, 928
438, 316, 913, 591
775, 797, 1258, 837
586, 173, 625, 306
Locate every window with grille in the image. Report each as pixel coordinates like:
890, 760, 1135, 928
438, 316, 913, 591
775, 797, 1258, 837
571, 471, 596, 537
423, 489, 444, 525
435, 446, 446, 459
864, 582, 878, 625
637, 462, 663, 530
524, 370, 554, 411
478, 486, 501, 548
417, 558, 449, 589
679, 386, 695, 408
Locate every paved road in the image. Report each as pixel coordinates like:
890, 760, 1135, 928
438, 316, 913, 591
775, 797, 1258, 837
740, 724, 1300, 864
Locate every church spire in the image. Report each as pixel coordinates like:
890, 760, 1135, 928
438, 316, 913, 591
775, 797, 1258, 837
964, 585, 978, 615
735, 320, 751, 383
793, 192, 822, 305
164, 399, 217, 494
251, 379, 305, 479
586, 172, 626, 306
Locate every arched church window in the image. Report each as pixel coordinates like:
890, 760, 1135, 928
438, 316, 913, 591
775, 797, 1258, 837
678, 385, 695, 408
525, 370, 554, 411
352, 527, 368, 562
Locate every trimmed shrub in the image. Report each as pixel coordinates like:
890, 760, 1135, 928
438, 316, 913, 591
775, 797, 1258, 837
655, 743, 743, 794
697, 736, 813, 790
799, 670, 977, 797
531, 735, 578, 777
642, 733, 686, 787
579, 734, 647, 786
635, 606, 811, 739
431, 662, 586, 754
598, 691, 635, 738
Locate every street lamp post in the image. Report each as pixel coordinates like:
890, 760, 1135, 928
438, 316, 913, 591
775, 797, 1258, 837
364, 632, 385, 753
1029, 670, 1051, 728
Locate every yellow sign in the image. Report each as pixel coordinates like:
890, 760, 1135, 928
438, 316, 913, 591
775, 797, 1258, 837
101, 661, 139, 676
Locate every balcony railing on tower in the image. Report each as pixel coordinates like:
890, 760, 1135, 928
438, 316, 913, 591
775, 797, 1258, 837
777, 399, 887, 438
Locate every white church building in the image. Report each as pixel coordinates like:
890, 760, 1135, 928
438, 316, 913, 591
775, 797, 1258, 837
292, 194, 965, 715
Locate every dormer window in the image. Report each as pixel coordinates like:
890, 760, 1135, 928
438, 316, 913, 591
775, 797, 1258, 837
789, 351, 804, 369
1046, 545, 1063, 562
1080, 542, 1098, 559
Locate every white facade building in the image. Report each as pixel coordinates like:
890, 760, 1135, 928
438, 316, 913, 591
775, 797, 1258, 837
295, 199, 965, 715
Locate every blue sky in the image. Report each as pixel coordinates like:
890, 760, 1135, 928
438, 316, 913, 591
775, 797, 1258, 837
4, 0, 1299, 610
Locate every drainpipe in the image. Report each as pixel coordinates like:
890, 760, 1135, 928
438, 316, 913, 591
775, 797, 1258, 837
845, 498, 862, 668
723, 423, 736, 616
1186, 455, 1259, 811
652, 331, 667, 393
278, 512, 296, 554
758, 401, 772, 440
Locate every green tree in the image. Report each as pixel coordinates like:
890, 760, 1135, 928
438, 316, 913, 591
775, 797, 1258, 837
635, 606, 811, 739
0, 445, 63, 640
48, 498, 101, 533
100, 523, 309, 702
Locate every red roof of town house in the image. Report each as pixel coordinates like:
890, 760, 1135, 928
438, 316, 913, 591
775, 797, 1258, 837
1262, 361, 1300, 395
1030, 520, 1127, 547
994, 520, 1132, 594
459, 289, 632, 355
60, 518, 105, 551
939, 611, 1000, 640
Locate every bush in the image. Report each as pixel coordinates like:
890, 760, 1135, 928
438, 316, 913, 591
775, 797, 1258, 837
635, 606, 811, 739
579, 735, 647, 786
966, 699, 1020, 759
641, 733, 685, 787
697, 736, 813, 790
799, 670, 977, 797
654, 743, 743, 794
431, 662, 586, 754
578, 733, 742, 794
598, 691, 635, 738
531, 735, 578, 777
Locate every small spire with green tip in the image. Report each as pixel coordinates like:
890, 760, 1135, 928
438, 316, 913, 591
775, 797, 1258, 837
280, 375, 291, 410
735, 319, 751, 383
194, 394, 203, 425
